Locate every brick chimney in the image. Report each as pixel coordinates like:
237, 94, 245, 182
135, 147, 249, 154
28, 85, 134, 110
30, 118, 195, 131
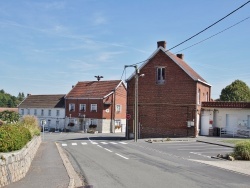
157, 41, 166, 49
177, 54, 184, 60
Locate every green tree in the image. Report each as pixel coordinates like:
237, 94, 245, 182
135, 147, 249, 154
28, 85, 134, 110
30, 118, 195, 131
220, 80, 250, 102
0, 110, 20, 124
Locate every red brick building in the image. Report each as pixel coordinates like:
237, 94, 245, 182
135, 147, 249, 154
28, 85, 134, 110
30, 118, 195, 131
127, 41, 211, 138
65, 80, 127, 133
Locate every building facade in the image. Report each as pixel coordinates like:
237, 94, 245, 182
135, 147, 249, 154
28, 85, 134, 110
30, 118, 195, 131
65, 80, 127, 133
201, 102, 250, 137
18, 94, 65, 131
127, 41, 211, 138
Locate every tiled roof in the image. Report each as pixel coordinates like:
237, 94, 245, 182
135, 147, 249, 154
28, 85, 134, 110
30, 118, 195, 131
127, 46, 210, 86
18, 95, 65, 108
166, 51, 207, 83
202, 102, 250, 108
66, 80, 122, 99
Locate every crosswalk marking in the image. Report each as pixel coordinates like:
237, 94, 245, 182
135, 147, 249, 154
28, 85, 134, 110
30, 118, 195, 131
119, 142, 128, 144
61, 141, 128, 147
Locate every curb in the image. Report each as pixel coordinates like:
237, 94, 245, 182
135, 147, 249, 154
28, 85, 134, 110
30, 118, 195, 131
196, 140, 234, 148
55, 142, 83, 188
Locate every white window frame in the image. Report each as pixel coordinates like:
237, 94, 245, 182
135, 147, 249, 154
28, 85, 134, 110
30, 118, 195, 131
56, 110, 60, 116
69, 103, 75, 111
90, 119, 97, 125
34, 109, 37, 115
41, 109, 44, 116
21, 109, 24, 115
156, 67, 166, 84
116, 104, 122, 113
91, 104, 97, 112
79, 104, 86, 112
48, 110, 51, 116
27, 109, 30, 115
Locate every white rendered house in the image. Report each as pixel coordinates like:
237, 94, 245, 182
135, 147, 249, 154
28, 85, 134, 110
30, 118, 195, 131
18, 94, 65, 132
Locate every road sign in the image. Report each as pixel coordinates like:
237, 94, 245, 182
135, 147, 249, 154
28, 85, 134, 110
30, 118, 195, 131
126, 114, 131, 120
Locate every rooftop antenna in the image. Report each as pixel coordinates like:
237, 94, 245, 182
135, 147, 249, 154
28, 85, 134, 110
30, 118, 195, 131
95, 75, 103, 81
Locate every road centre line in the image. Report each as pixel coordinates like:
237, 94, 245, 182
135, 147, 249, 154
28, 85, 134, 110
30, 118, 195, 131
101, 142, 108, 144
115, 153, 129, 160
81, 142, 87, 145
72, 143, 77, 146
104, 148, 113, 152
62, 143, 67, 146
190, 152, 211, 158
178, 148, 231, 151
97, 145, 103, 148
109, 142, 117, 144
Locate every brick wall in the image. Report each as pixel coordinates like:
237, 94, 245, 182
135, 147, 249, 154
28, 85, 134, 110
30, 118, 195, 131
0, 136, 41, 187
127, 50, 210, 138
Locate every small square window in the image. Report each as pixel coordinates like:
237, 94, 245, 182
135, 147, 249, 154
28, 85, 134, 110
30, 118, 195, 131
91, 104, 97, 112
116, 105, 122, 113
79, 104, 86, 112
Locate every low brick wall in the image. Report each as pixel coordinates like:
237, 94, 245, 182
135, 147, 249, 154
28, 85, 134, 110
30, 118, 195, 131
0, 136, 41, 187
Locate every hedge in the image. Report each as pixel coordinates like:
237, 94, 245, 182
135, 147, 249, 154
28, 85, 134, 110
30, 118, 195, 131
0, 125, 31, 152
233, 141, 250, 160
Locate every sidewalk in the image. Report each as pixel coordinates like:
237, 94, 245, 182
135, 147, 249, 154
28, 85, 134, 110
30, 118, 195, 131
6, 142, 70, 188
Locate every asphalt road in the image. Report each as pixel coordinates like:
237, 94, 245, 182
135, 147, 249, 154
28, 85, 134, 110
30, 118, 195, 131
51, 133, 250, 188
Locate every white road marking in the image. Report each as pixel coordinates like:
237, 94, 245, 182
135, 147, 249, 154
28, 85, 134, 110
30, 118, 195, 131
119, 142, 128, 144
81, 142, 87, 145
97, 145, 103, 148
101, 142, 108, 144
62, 143, 67, 147
72, 143, 77, 146
115, 153, 129, 160
110, 142, 117, 144
104, 148, 113, 152
91, 142, 98, 145
190, 152, 211, 158
178, 148, 230, 151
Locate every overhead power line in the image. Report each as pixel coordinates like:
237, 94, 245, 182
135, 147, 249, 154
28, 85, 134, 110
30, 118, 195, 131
168, 0, 250, 51
174, 16, 250, 53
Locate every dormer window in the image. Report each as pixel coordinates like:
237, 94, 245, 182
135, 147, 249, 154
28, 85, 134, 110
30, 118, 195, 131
69, 103, 75, 111
156, 67, 165, 84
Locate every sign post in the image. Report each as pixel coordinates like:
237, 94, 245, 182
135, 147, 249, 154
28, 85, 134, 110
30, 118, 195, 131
41, 120, 46, 141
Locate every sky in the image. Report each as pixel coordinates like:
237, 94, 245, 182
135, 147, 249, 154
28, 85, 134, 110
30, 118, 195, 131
0, 0, 249, 100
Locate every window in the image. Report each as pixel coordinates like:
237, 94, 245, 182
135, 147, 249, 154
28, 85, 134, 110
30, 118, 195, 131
116, 105, 122, 113
91, 104, 97, 112
21, 109, 24, 115
79, 104, 86, 112
197, 89, 200, 105
34, 109, 37, 115
69, 103, 75, 111
156, 67, 166, 84
56, 110, 60, 116
90, 119, 97, 125
27, 109, 30, 115
48, 110, 51, 116
206, 92, 209, 102
41, 109, 44, 116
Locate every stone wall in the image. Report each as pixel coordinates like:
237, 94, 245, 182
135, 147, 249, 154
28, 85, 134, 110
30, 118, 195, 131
0, 136, 41, 187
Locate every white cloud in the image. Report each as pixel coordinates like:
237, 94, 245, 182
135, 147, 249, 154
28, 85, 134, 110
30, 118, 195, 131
92, 12, 107, 25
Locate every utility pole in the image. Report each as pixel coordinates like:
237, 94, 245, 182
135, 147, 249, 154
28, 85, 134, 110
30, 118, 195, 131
125, 65, 139, 142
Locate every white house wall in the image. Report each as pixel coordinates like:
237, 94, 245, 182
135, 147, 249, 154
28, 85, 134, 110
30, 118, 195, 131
201, 108, 250, 135
18, 108, 65, 131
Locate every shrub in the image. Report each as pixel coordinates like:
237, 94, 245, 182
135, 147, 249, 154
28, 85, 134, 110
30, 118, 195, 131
20, 115, 41, 137
233, 141, 250, 160
0, 124, 31, 152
